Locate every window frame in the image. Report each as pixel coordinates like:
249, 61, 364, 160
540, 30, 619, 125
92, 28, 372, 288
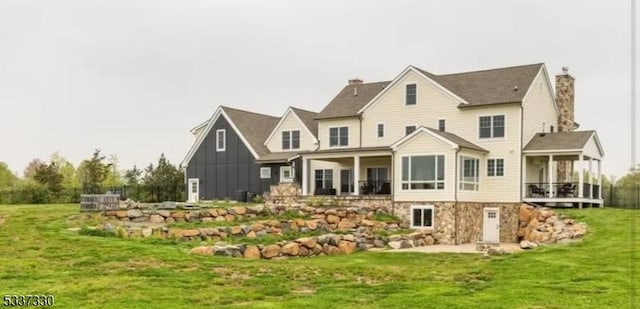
280, 166, 294, 183
281, 130, 301, 150
329, 126, 349, 147
405, 125, 417, 136
216, 129, 226, 152
260, 167, 271, 179
437, 118, 446, 132
410, 205, 435, 229
459, 155, 480, 191
376, 122, 385, 138
487, 158, 505, 177
405, 83, 417, 106
478, 114, 506, 139
314, 169, 333, 189
400, 154, 446, 191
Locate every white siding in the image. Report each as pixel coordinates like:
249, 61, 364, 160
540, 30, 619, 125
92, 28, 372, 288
362, 69, 522, 202
394, 131, 455, 202
265, 110, 317, 153
522, 68, 559, 145
317, 118, 361, 150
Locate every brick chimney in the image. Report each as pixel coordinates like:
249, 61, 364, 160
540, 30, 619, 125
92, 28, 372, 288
555, 67, 575, 132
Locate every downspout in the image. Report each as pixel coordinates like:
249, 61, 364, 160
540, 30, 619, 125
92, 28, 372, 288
519, 105, 524, 201
391, 150, 395, 216
454, 147, 460, 245
359, 116, 363, 148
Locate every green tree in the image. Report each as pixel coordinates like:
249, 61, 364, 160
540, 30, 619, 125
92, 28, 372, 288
23, 159, 45, 179
33, 162, 64, 194
141, 154, 183, 202
77, 149, 109, 193
50, 152, 79, 188
103, 154, 123, 188
0, 162, 18, 189
124, 165, 143, 186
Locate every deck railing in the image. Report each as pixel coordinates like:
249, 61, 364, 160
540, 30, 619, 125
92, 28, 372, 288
358, 180, 391, 195
525, 182, 600, 199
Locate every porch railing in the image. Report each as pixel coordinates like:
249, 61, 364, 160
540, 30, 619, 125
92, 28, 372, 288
525, 182, 600, 199
358, 180, 391, 195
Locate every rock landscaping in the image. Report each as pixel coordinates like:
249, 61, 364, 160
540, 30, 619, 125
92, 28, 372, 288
517, 204, 588, 249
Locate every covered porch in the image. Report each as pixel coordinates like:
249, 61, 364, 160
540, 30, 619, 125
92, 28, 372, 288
299, 147, 393, 196
522, 131, 604, 208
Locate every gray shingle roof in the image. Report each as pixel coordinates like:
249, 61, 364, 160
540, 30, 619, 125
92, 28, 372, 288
254, 151, 300, 163
290, 107, 319, 137
221, 106, 280, 157
417, 63, 544, 106
424, 128, 488, 152
523, 131, 596, 151
316, 81, 391, 119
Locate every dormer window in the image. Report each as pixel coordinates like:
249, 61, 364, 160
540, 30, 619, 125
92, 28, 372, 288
405, 84, 417, 105
479, 115, 505, 139
282, 130, 300, 150
329, 126, 349, 147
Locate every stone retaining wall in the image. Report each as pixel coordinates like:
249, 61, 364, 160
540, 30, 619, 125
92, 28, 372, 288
189, 231, 435, 259
517, 204, 587, 245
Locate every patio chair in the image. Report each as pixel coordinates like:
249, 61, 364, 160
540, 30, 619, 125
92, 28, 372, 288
528, 184, 547, 197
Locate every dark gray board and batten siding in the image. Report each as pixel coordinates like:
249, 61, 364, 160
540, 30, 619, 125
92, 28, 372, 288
185, 116, 283, 200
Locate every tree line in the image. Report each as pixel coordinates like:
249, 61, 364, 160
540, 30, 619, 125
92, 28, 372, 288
0, 150, 184, 204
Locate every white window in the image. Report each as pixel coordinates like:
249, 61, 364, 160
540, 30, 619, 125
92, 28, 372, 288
411, 205, 434, 228
216, 129, 226, 152
329, 126, 348, 147
460, 156, 480, 191
280, 166, 294, 182
487, 158, 505, 177
377, 123, 385, 138
479, 115, 505, 139
282, 130, 300, 150
406, 84, 417, 105
405, 125, 417, 136
401, 155, 445, 190
260, 167, 271, 179
438, 119, 446, 132
314, 169, 333, 189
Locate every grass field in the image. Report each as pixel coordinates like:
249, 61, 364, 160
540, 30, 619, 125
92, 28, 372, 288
0, 204, 637, 308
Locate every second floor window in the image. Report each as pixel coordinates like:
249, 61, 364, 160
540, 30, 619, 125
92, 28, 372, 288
216, 129, 226, 152
479, 115, 505, 139
329, 126, 349, 147
405, 125, 417, 136
282, 130, 300, 150
377, 123, 384, 138
406, 84, 417, 105
438, 119, 446, 132
487, 158, 504, 177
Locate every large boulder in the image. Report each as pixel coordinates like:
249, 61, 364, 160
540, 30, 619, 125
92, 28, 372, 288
243, 245, 261, 259
281, 242, 300, 256
190, 246, 212, 255
261, 245, 281, 259
326, 214, 340, 224
149, 214, 164, 224
296, 237, 317, 249
519, 240, 538, 249
338, 240, 356, 254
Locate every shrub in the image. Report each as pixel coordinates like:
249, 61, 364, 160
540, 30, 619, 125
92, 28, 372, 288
252, 195, 264, 203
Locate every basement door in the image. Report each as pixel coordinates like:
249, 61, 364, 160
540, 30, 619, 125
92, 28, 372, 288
188, 178, 199, 203
482, 208, 500, 243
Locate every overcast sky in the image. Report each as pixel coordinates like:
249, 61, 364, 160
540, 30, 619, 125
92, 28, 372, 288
0, 0, 636, 179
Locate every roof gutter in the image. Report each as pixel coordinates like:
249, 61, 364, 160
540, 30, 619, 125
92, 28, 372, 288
457, 101, 521, 109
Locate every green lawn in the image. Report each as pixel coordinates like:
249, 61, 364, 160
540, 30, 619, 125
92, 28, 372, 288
0, 204, 637, 308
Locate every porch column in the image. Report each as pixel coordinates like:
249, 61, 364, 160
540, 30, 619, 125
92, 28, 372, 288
353, 155, 360, 195
548, 155, 554, 198
302, 158, 309, 195
598, 159, 603, 206
578, 154, 584, 198
589, 157, 594, 198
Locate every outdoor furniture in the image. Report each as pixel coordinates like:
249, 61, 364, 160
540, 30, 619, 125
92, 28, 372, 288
559, 183, 576, 197
313, 188, 336, 196
528, 184, 547, 197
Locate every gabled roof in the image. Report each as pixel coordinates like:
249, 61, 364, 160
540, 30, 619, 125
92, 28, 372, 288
254, 151, 301, 163
290, 107, 319, 137
316, 81, 390, 119
391, 126, 488, 153
523, 131, 603, 154
181, 106, 279, 167
417, 63, 544, 107
222, 106, 280, 157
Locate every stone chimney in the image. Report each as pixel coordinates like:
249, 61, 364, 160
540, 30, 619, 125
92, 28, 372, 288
555, 67, 575, 182
555, 67, 575, 132
348, 78, 363, 85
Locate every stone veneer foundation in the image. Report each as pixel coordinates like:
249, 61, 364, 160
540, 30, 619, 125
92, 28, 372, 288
392, 201, 520, 244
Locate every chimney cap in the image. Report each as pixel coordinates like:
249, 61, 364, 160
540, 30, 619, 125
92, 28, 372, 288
348, 78, 363, 85
562, 66, 569, 73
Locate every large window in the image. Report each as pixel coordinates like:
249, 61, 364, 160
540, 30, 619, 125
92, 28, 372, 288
460, 156, 480, 191
216, 129, 226, 152
282, 130, 300, 150
487, 158, 504, 177
406, 84, 417, 105
260, 167, 271, 179
405, 125, 417, 136
329, 127, 349, 147
315, 169, 333, 189
411, 205, 434, 228
377, 123, 385, 138
401, 155, 445, 190
479, 115, 505, 139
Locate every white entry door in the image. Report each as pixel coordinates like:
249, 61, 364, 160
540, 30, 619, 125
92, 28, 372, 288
483, 208, 500, 243
188, 178, 199, 203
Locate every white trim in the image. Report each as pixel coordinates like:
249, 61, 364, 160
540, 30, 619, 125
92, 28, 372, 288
400, 153, 447, 191
459, 155, 480, 191
404, 82, 418, 106
477, 114, 506, 140
376, 122, 385, 138
328, 125, 350, 148
280, 166, 294, 183
410, 204, 435, 229
486, 158, 505, 178
357, 65, 470, 114
181, 107, 261, 167
281, 129, 301, 151
263, 107, 319, 147
520, 64, 561, 116
216, 129, 226, 152
391, 126, 458, 151
522, 149, 583, 154
187, 178, 200, 203
189, 120, 209, 135
260, 167, 271, 179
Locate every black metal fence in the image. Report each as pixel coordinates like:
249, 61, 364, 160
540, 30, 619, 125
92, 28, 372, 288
0, 185, 185, 205
606, 185, 640, 209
